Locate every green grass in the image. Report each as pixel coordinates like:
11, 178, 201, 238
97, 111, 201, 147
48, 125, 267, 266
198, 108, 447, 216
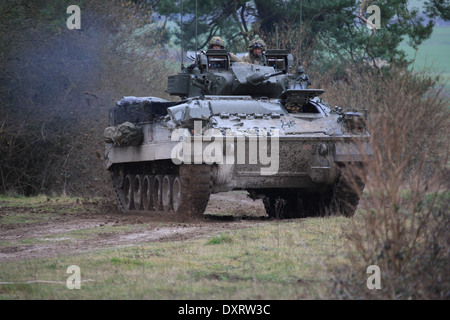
206, 233, 234, 245
0, 194, 82, 207
0, 195, 101, 225
0, 214, 352, 299
400, 26, 450, 85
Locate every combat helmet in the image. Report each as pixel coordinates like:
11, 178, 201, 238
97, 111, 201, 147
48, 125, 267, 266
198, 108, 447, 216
248, 39, 266, 51
209, 36, 225, 49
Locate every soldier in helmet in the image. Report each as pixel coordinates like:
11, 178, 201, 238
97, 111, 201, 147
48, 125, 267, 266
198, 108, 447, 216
242, 39, 266, 65
208, 36, 241, 62
208, 36, 225, 50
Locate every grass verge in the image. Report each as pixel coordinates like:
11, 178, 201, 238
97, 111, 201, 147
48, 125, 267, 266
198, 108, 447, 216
0, 196, 353, 299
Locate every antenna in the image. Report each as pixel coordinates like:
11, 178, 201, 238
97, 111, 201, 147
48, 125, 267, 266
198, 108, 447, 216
195, 0, 198, 52
180, 0, 184, 70
299, 0, 302, 61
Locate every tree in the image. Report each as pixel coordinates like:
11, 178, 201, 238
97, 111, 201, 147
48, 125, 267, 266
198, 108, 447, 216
152, 0, 442, 70
424, 0, 450, 20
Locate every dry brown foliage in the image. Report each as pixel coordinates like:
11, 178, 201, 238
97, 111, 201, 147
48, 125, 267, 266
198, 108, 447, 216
320, 66, 449, 299
0, 0, 175, 197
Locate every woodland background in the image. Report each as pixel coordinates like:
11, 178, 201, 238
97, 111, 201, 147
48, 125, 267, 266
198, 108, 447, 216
0, 0, 449, 299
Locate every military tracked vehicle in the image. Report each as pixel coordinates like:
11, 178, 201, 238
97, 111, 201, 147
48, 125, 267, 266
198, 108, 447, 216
104, 49, 373, 218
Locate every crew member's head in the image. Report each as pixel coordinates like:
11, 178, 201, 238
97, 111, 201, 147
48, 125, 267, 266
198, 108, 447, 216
208, 36, 225, 50
248, 39, 266, 58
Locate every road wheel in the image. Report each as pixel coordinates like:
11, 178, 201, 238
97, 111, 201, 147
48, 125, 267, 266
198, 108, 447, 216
152, 175, 164, 211
123, 174, 135, 210
162, 175, 175, 212
133, 174, 143, 210
172, 176, 182, 213
142, 175, 154, 211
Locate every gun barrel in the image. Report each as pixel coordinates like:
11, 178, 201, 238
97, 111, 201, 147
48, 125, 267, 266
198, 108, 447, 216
247, 70, 285, 84
266, 70, 285, 79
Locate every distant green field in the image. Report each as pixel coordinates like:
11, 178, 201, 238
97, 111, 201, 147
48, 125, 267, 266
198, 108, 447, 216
399, 26, 450, 85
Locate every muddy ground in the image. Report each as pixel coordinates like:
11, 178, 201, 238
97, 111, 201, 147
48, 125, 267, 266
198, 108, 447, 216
0, 192, 269, 262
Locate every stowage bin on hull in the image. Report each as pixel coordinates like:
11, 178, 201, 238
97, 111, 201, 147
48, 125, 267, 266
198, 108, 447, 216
104, 48, 373, 218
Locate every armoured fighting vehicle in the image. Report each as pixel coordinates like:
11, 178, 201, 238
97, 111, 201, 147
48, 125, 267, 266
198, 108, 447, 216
104, 49, 373, 218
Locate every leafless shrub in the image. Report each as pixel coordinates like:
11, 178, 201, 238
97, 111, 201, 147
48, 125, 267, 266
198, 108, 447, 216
0, 0, 175, 197
325, 66, 449, 299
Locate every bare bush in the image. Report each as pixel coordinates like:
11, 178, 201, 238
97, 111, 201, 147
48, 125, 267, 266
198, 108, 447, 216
0, 0, 175, 196
325, 67, 449, 299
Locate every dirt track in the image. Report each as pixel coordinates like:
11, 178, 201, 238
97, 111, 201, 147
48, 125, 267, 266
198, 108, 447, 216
0, 192, 268, 262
